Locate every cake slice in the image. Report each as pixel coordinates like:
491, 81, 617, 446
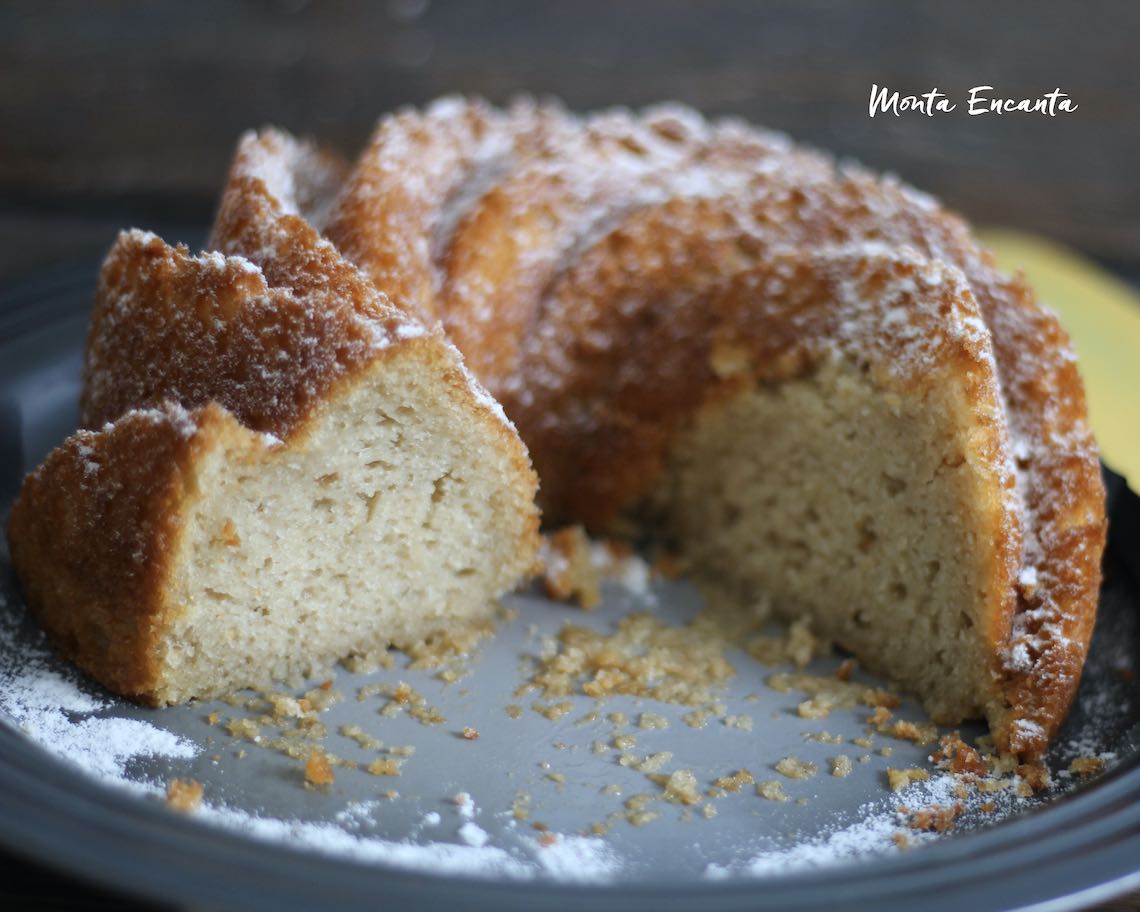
7, 133, 539, 706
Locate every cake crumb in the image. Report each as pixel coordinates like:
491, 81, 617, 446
886, 767, 929, 791
532, 701, 573, 721
724, 713, 753, 731
339, 724, 383, 751
682, 708, 716, 729
712, 769, 755, 793
885, 719, 938, 745
746, 619, 822, 669
831, 755, 853, 778
1069, 756, 1105, 779
510, 791, 532, 821
652, 769, 702, 806
904, 802, 964, 833
461, 726, 480, 740
166, 778, 203, 812
797, 697, 833, 719
1014, 762, 1051, 791
304, 751, 336, 786
225, 717, 261, 742
804, 730, 844, 744
756, 780, 788, 801
540, 526, 601, 609
932, 732, 987, 777
623, 793, 659, 826
366, 759, 401, 777
775, 756, 818, 780
637, 751, 674, 774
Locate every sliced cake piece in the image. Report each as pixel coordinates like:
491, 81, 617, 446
8, 133, 539, 705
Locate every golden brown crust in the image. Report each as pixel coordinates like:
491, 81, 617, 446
82, 130, 423, 440
322, 98, 553, 325
7, 403, 237, 703
82, 231, 386, 438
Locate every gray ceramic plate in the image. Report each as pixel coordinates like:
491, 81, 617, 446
1, 262, 1139, 911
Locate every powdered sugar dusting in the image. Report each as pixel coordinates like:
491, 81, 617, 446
458, 821, 491, 847
527, 835, 623, 882
703, 773, 997, 877
0, 600, 197, 791
196, 803, 533, 879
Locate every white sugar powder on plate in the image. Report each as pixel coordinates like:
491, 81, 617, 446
704, 770, 1033, 878
458, 821, 491, 847
196, 802, 533, 878
527, 835, 623, 882
0, 603, 196, 791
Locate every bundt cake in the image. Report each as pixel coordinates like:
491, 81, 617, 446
6, 98, 1105, 758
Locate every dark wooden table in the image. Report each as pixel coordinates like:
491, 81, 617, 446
2, 1, 1138, 908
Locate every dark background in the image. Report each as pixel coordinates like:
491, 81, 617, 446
2, 0, 1139, 280
1, 1, 1138, 909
